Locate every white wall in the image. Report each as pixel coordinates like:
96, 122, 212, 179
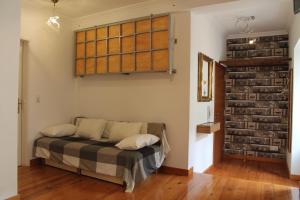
20, 3, 77, 165
73, 10, 191, 169
188, 12, 226, 172
288, 11, 300, 175
0, 1, 20, 199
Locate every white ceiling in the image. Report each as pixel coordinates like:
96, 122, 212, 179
22, 0, 236, 18
22, 0, 291, 35
192, 0, 293, 36
22, 0, 150, 18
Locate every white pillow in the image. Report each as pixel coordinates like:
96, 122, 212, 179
115, 134, 160, 150
76, 118, 107, 140
41, 124, 77, 137
108, 122, 142, 142
102, 121, 114, 138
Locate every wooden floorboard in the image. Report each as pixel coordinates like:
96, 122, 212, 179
18, 162, 300, 200
205, 158, 299, 188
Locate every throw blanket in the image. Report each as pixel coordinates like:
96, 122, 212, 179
34, 136, 164, 192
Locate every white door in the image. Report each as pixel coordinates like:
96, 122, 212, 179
18, 40, 24, 166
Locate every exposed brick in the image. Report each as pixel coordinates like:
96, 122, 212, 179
255, 72, 276, 79
234, 51, 248, 58
257, 94, 288, 101
226, 86, 250, 93
233, 108, 271, 115
246, 151, 256, 156
225, 121, 246, 129
273, 108, 288, 117
226, 129, 255, 136
224, 143, 231, 149
276, 132, 288, 139
225, 143, 246, 151
250, 137, 270, 145
284, 48, 288, 56
273, 66, 289, 71
248, 67, 256, 72
271, 153, 286, 159
227, 101, 256, 107
259, 36, 273, 42
247, 122, 256, 130
255, 66, 288, 72
225, 135, 232, 142
253, 131, 275, 138
257, 123, 288, 131
252, 86, 282, 93
248, 93, 257, 100
277, 101, 288, 109
278, 41, 289, 48
227, 67, 248, 72
273, 35, 288, 41
224, 149, 244, 155
227, 51, 233, 58
256, 42, 277, 49
271, 138, 283, 146
228, 72, 256, 79
235, 79, 272, 86
252, 116, 282, 123
250, 144, 279, 152
277, 71, 289, 78
279, 147, 286, 153
227, 38, 248, 44
225, 79, 233, 86
257, 152, 273, 158
226, 93, 248, 100
228, 44, 255, 51
274, 78, 286, 86
225, 115, 251, 122
255, 101, 277, 108
248, 49, 272, 58
274, 48, 284, 56
225, 108, 232, 115
233, 136, 250, 144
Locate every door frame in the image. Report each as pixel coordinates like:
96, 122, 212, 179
19, 39, 28, 166
213, 62, 226, 165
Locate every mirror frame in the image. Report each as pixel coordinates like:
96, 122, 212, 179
198, 52, 213, 102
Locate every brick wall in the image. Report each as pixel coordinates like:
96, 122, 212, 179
227, 35, 288, 59
224, 34, 289, 160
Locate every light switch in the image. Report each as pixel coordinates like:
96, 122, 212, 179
207, 105, 211, 122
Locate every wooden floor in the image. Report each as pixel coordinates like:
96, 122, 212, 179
205, 158, 299, 188
19, 161, 300, 200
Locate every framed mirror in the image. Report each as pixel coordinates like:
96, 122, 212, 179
198, 52, 213, 102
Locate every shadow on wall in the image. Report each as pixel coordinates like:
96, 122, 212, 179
77, 72, 176, 88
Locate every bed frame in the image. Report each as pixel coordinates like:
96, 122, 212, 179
44, 159, 124, 185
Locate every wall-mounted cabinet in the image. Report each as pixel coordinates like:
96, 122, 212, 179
75, 14, 173, 77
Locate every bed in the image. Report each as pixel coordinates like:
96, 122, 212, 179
33, 122, 170, 192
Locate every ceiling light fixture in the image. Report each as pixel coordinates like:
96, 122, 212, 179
47, 0, 60, 29
235, 16, 256, 44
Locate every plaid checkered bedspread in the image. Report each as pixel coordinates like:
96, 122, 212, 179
34, 136, 163, 192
